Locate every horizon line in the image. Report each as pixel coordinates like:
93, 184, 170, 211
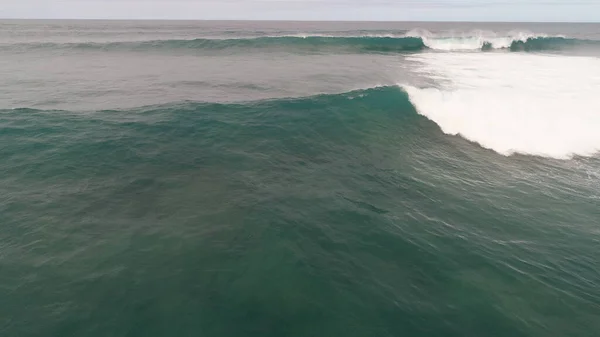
1, 18, 599, 24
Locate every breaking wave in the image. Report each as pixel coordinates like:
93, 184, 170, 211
403, 52, 600, 159
8, 72, 600, 161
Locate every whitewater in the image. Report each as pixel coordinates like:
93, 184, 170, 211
403, 53, 600, 159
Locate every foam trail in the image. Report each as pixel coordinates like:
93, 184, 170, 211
403, 53, 600, 159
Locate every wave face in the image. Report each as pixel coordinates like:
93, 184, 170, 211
403, 53, 600, 159
3, 34, 597, 53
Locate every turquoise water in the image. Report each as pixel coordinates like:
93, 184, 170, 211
1, 21, 600, 337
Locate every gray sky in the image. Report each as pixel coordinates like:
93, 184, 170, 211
1, 0, 599, 22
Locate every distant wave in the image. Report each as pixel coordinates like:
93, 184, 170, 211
2, 33, 597, 53
2, 36, 426, 53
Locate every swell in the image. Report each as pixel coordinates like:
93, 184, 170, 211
2, 35, 596, 53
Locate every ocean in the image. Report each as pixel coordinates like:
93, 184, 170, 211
1, 20, 600, 337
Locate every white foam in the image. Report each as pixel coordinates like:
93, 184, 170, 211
402, 53, 600, 159
405, 29, 547, 51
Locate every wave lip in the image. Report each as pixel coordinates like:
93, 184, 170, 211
403, 52, 600, 159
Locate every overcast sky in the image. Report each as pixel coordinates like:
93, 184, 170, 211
1, 0, 599, 22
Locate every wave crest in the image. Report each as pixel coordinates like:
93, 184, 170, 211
405, 29, 585, 51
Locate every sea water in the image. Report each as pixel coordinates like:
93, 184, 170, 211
1, 20, 600, 337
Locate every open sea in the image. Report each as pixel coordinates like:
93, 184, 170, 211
1, 20, 600, 337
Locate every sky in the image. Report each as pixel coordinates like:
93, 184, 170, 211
1, 0, 599, 22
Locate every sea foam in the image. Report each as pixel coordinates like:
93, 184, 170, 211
403, 53, 600, 159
